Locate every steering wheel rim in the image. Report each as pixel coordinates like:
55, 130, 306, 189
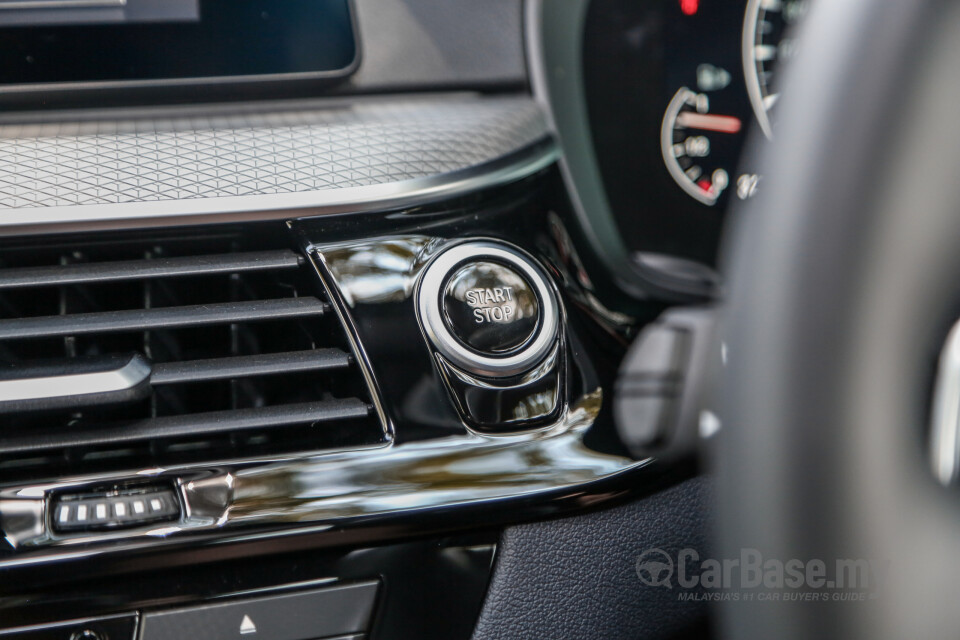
717, 0, 960, 637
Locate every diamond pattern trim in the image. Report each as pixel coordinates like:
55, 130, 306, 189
0, 95, 547, 209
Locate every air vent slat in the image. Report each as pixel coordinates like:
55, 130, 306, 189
152, 349, 352, 385
0, 235, 385, 482
0, 399, 374, 455
0, 250, 303, 289
0, 298, 330, 340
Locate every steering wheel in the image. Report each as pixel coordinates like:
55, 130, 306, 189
717, 0, 960, 637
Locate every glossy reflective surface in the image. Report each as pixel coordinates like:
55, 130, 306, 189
0, 170, 675, 639
0, 0, 357, 86
0, 173, 646, 551
436, 342, 563, 431
226, 389, 633, 523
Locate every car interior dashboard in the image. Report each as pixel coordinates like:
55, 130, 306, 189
0, 1, 805, 639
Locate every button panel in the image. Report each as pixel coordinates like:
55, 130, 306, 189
51, 488, 179, 533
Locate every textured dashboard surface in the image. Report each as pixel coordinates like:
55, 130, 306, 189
472, 477, 711, 640
0, 94, 546, 209
344, 0, 525, 91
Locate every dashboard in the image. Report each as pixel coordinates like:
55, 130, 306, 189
585, 0, 806, 265
0, 1, 803, 639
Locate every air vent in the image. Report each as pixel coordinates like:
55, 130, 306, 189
0, 231, 385, 483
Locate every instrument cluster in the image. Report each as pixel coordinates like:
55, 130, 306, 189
584, 0, 807, 265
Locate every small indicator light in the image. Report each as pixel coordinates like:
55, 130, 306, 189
680, 0, 699, 15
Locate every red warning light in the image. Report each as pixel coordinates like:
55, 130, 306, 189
680, 0, 699, 15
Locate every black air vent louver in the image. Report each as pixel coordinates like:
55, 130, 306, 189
0, 233, 384, 482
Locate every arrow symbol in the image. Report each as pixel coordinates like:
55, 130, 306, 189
240, 615, 257, 635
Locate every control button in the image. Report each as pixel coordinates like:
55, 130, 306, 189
139, 581, 378, 640
614, 324, 691, 452
52, 487, 179, 533
0, 614, 136, 640
418, 241, 560, 378
442, 261, 539, 354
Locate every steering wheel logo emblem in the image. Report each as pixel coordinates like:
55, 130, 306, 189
635, 549, 674, 587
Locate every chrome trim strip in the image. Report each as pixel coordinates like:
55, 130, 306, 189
0, 353, 150, 403
0, 137, 558, 236
0, 388, 651, 553
931, 318, 960, 485
0, 498, 44, 548
305, 247, 394, 442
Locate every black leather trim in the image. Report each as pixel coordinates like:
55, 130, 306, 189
472, 477, 711, 640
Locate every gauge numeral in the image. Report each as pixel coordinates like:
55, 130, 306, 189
684, 136, 710, 157
754, 44, 777, 61
737, 173, 761, 200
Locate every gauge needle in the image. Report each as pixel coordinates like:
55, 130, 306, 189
676, 112, 743, 134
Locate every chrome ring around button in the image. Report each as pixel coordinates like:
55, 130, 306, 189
417, 241, 560, 378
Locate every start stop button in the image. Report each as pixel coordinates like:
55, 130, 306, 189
418, 241, 559, 378
442, 261, 540, 354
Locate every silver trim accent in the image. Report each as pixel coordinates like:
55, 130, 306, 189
743, 0, 775, 140
417, 241, 559, 377
181, 474, 233, 525
931, 318, 960, 485
660, 88, 721, 207
0, 498, 44, 548
0, 388, 650, 553
0, 353, 150, 403
0, 137, 558, 236
306, 247, 394, 442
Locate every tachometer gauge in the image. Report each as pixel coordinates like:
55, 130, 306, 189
743, 0, 809, 138
661, 88, 743, 206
